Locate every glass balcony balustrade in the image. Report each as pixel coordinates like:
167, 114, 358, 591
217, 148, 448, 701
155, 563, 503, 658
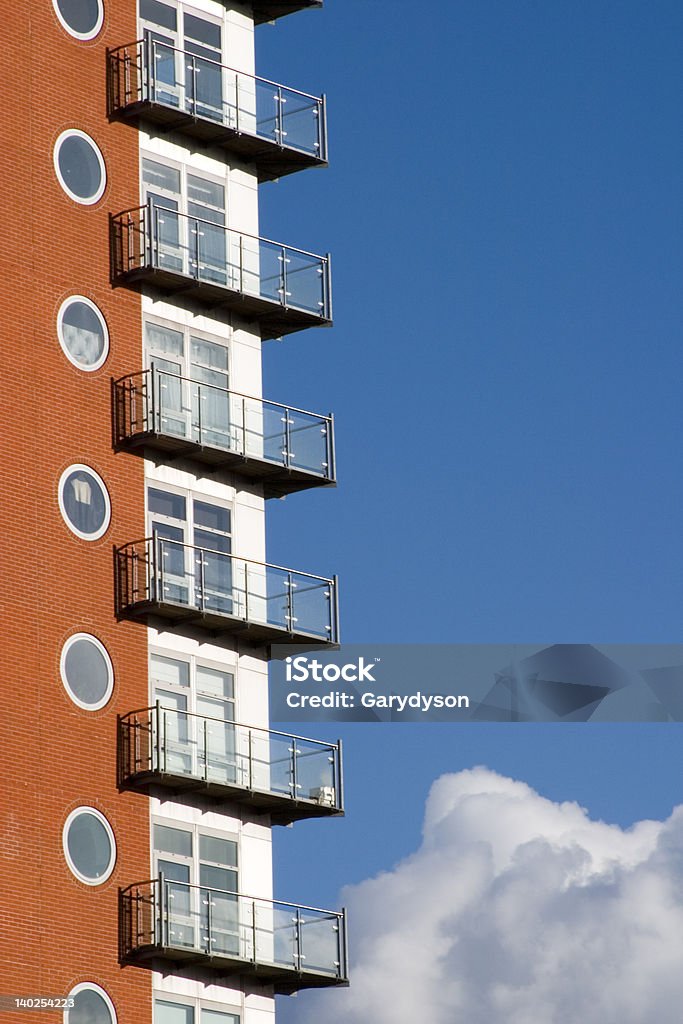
119, 707, 343, 823
108, 39, 326, 181
111, 204, 332, 338
115, 537, 339, 647
114, 368, 335, 497
120, 878, 347, 993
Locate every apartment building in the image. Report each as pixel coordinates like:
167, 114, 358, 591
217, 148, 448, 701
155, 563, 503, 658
1, 1, 346, 1022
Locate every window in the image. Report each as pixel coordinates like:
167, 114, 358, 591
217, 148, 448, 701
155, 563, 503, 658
65, 984, 116, 1024
53, 0, 104, 40
154, 999, 238, 1024
147, 486, 232, 611
57, 296, 109, 371
61, 633, 114, 710
59, 465, 111, 541
142, 157, 227, 285
63, 808, 116, 885
139, 1, 224, 121
145, 318, 230, 446
54, 130, 106, 205
150, 651, 235, 781
153, 822, 238, 956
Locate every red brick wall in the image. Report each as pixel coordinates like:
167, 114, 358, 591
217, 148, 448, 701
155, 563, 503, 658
0, 2, 151, 1021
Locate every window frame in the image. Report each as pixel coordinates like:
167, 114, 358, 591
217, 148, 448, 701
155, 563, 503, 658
54, 129, 107, 206
64, 983, 117, 1024
58, 464, 111, 542
60, 632, 115, 711
52, 0, 105, 41
57, 295, 110, 372
63, 807, 117, 886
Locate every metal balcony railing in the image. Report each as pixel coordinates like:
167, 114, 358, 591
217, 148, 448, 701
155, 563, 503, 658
119, 877, 348, 993
110, 204, 332, 338
108, 39, 327, 181
119, 706, 343, 823
113, 368, 335, 497
115, 536, 339, 647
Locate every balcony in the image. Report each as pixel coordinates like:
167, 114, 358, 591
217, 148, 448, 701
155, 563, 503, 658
115, 537, 339, 647
114, 368, 335, 498
120, 878, 347, 993
119, 707, 343, 824
108, 40, 326, 182
110, 204, 332, 339
251, 0, 323, 23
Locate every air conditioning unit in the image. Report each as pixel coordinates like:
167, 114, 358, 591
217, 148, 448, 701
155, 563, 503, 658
311, 786, 335, 806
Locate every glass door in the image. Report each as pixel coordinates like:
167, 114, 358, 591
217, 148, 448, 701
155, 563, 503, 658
148, 488, 190, 605
195, 666, 236, 785
193, 500, 232, 613
184, 12, 223, 121
190, 335, 230, 447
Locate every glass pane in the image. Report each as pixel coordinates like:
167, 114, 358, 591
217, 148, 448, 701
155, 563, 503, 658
154, 824, 192, 859
140, 0, 177, 31
66, 813, 113, 880
149, 488, 186, 521
56, 0, 101, 35
285, 248, 325, 314
188, 176, 224, 210
287, 408, 329, 475
142, 158, 180, 194
68, 989, 113, 1024
57, 135, 102, 200
194, 502, 230, 534
202, 1012, 238, 1024
199, 834, 237, 867
291, 572, 332, 639
150, 654, 190, 688
61, 300, 105, 367
184, 14, 221, 49
146, 321, 184, 357
64, 637, 111, 706
155, 1002, 192, 1024
61, 470, 108, 537
295, 739, 336, 802
191, 337, 228, 371
196, 666, 234, 700
280, 87, 321, 155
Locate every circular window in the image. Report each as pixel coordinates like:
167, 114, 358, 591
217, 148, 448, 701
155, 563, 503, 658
61, 634, 114, 711
65, 984, 116, 1024
63, 808, 116, 885
54, 130, 106, 205
53, 0, 104, 40
57, 297, 109, 371
58, 465, 111, 541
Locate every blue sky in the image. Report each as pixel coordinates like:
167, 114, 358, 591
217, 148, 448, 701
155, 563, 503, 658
254, 2, 682, 1017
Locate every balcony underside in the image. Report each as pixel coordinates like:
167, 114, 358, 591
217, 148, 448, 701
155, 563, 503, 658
114, 266, 331, 340
114, 101, 325, 182
123, 770, 343, 824
119, 599, 334, 648
252, 0, 323, 24
122, 944, 346, 994
117, 431, 334, 499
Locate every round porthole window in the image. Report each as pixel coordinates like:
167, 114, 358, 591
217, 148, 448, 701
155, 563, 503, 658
53, 0, 104, 41
65, 984, 117, 1024
63, 808, 116, 885
61, 634, 114, 711
54, 130, 106, 205
57, 296, 109, 371
58, 465, 111, 541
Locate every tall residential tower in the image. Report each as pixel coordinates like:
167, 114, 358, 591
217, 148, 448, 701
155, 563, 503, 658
1, 2, 346, 1023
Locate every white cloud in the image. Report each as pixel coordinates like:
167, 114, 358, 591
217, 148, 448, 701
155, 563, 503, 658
301, 768, 683, 1024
